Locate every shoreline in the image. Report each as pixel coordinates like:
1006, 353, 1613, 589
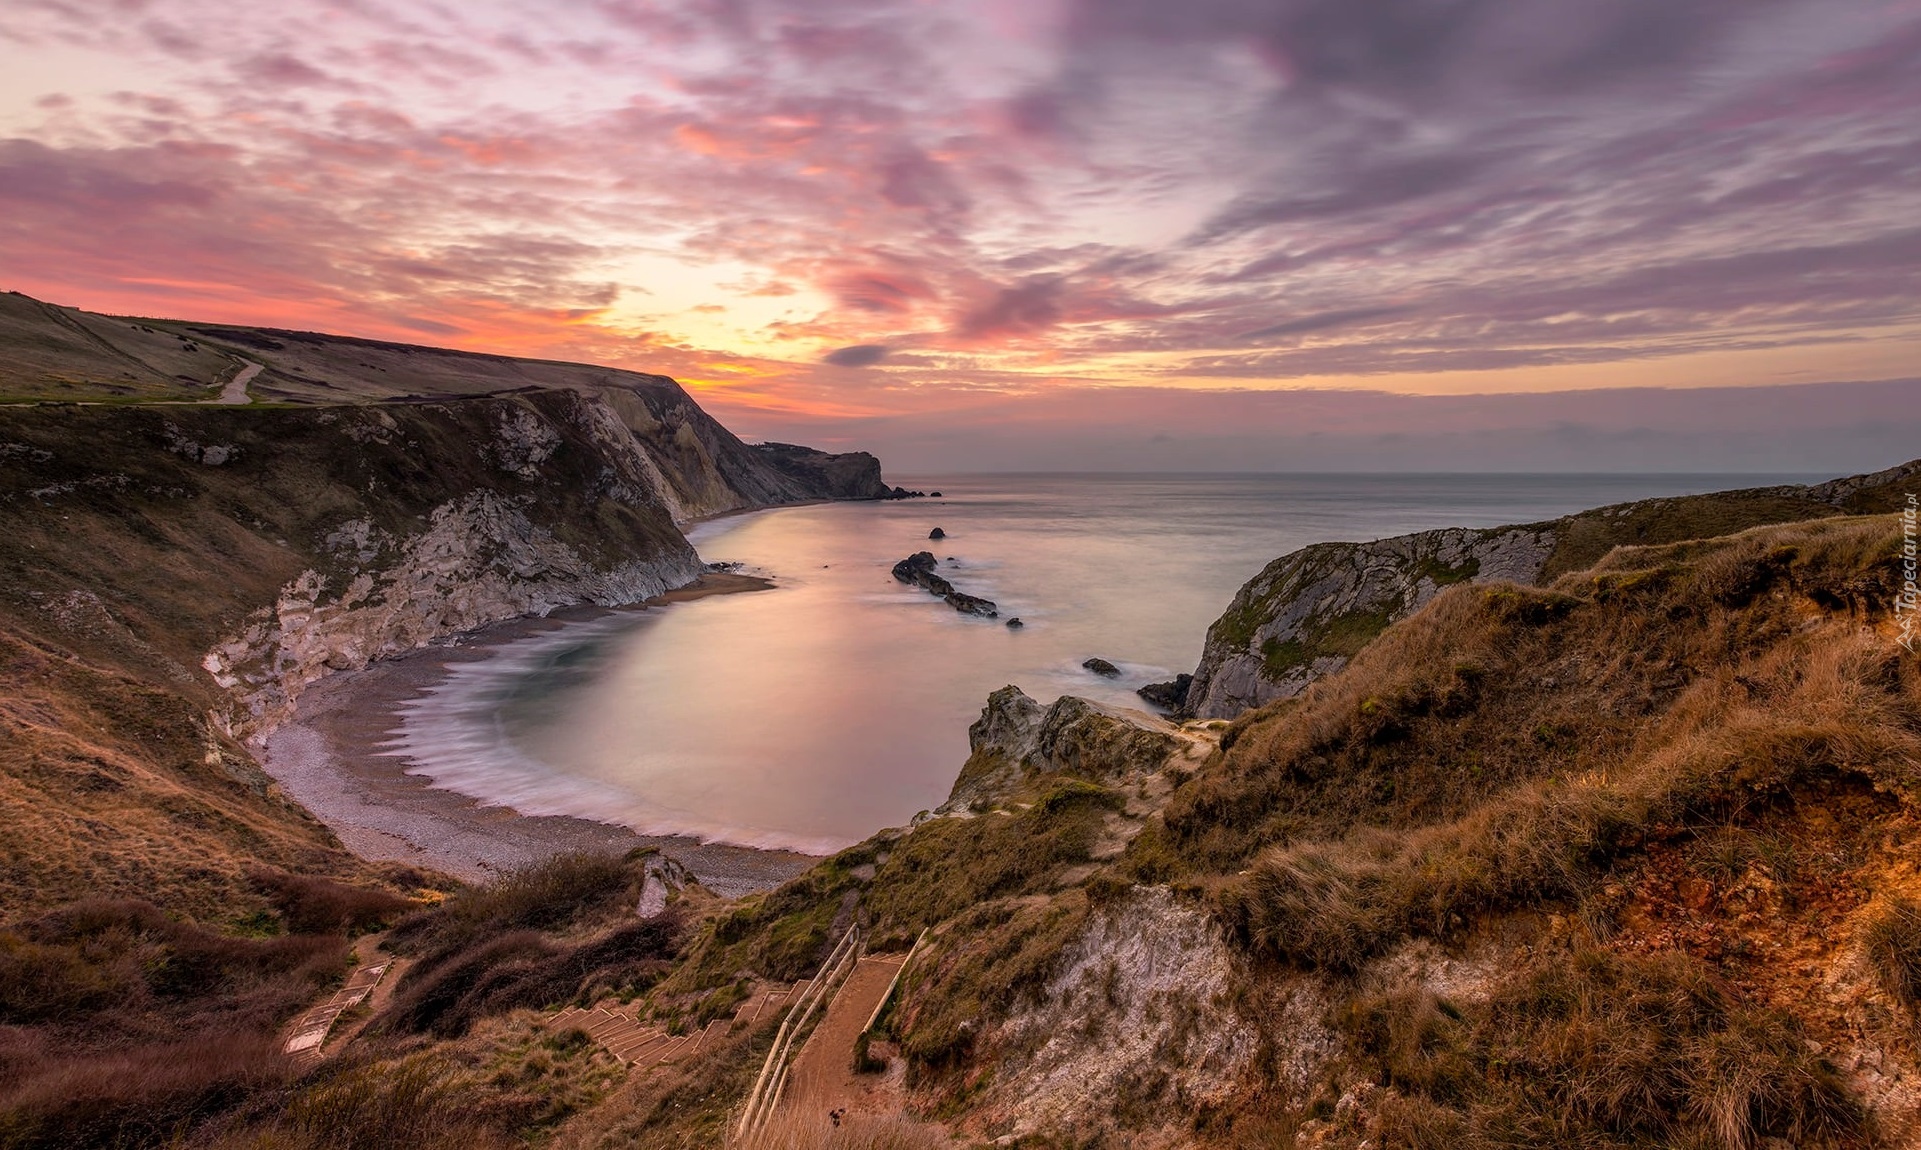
257, 572, 814, 897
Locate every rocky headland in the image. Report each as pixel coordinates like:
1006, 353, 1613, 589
1184, 460, 1921, 718
7, 290, 1921, 1150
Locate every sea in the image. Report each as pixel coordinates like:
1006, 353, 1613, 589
380, 472, 1822, 855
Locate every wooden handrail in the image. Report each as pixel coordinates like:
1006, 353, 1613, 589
860, 927, 927, 1038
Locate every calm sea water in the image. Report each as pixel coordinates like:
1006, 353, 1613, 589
384, 472, 1820, 853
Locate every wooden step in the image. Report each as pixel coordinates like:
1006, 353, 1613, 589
651, 1035, 692, 1064
616, 1033, 680, 1065
691, 1018, 727, 1054
608, 1026, 667, 1057
585, 1011, 634, 1039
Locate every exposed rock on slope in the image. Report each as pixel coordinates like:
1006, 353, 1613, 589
3, 390, 704, 737
0, 380, 867, 918
943, 684, 1190, 812
1187, 459, 1921, 718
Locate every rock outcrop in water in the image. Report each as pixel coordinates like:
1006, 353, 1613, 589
1081, 657, 1121, 678
891, 551, 998, 618
1184, 460, 1921, 719
1135, 673, 1192, 711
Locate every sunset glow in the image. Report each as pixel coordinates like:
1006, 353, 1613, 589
3, 0, 1918, 466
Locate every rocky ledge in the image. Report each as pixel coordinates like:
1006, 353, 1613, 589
891, 551, 998, 618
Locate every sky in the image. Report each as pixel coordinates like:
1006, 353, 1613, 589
2, 0, 1919, 471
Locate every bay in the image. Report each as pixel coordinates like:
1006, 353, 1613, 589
385, 472, 1823, 853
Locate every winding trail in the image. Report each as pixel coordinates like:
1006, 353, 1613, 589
214, 359, 262, 404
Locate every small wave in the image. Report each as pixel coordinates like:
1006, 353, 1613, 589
379, 616, 852, 856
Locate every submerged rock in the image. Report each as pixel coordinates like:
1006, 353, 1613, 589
1082, 657, 1122, 678
1006, 617, 1024, 629
929, 527, 946, 540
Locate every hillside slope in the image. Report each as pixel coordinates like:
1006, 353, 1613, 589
592, 509, 1914, 1148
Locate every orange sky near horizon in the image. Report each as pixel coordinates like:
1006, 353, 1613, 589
3, 0, 1919, 454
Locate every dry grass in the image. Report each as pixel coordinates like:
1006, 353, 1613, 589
1861, 896, 1921, 1012
187, 1054, 515, 1150
0, 899, 347, 1030
1163, 518, 1919, 972
375, 851, 682, 1038
0, 1031, 292, 1149
246, 870, 415, 935
1339, 948, 1861, 1148
677, 778, 1120, 994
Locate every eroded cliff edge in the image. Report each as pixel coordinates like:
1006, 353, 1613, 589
1186, 459, 1921, 718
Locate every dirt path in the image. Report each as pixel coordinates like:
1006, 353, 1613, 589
780, 954, 910, 1122
213, 359, 261, 404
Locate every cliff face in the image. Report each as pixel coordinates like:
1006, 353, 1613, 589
0, 294, 905, 923
1186, 460, 1921, 719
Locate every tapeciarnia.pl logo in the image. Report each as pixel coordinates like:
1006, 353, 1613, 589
1899, 492, 1917, 654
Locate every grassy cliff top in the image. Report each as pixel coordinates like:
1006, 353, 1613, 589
0, 290, 684, 406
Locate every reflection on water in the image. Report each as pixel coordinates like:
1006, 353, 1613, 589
389, 472, 1821, 852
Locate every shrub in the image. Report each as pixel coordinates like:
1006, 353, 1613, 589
247, 870, 413, 935
0, 1031, 289, 1149
388, 851, 633, 962
0, 900, 345, 1027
